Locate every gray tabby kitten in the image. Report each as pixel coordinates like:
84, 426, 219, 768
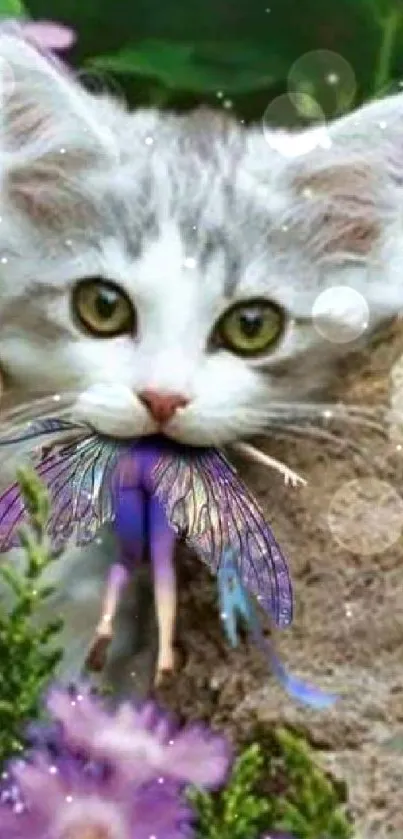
0, 34, 401, 692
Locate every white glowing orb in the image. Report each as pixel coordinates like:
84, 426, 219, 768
263, 93, 330, 159
312, 285, 369, 344
265, 126, 331, 158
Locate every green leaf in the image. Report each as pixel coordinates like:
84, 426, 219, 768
0, 0, 27, 18
86, 39, 287, 93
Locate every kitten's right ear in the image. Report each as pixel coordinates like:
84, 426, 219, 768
0, 34, 119, 225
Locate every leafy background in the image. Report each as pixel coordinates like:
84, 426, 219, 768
3, 0, 403, 122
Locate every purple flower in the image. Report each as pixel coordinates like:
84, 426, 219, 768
0, 755, 193, 839
46, 684, 232, 790
0, 683, 232, 839
0, 19, 76, 52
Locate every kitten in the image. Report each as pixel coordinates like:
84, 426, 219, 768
0, 33, 401, 693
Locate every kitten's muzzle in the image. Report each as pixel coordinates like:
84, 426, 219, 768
138, 389, 189, 425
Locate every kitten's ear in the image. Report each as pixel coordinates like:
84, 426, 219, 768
0, 34, 119, 227
278, 93, 403, 264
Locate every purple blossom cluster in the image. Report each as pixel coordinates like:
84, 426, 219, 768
0, 683, 232, 839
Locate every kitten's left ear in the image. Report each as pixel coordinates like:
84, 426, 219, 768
0, 33, 120, 226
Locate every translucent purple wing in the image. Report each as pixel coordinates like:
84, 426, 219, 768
0, 424, 121, 551
150, 447, 293, 628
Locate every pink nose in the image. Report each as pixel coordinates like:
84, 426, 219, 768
139, 389, 189, 425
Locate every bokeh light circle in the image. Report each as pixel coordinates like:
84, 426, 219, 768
288, 49, 357, 119
312, 286, 369, 344
328, 478, 403, 556
262, 93, 331, 158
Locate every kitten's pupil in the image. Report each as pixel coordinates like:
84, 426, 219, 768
238, 309, 263, 338
95, 287, 119, 320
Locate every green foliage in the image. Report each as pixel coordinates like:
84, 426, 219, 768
191, 728, 353, 839
189, 744, 270, 839
0, 0, 25, 17
87, 40, 288, 95
18, 0, 403, 118
0, 467, 63, 764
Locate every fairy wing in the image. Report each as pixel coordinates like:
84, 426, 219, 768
0, 418, 121, 551
150, 446, 293, 628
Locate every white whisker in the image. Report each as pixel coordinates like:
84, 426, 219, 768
263, 422, 382, 473
0, 392, 79, 430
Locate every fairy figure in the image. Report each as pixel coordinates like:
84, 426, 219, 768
0, 408, 336, 707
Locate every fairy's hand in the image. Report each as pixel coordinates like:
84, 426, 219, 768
282, 466, 307, 488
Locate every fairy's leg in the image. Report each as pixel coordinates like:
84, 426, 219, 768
147, 493, 177, 686
86, 486, 145, 672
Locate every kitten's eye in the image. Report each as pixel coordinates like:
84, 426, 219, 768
72, 278, 136, 338
214, 299, 284, 357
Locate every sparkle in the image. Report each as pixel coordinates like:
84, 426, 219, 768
323, 410, 333, 419
379, 120, 387, 129
49, 766, 58, 775
397, 444, 402, 452
302, 187, 314, 199
216, 91, 224, 99
59, 147, 67, 154
65, 795, 73, 804
223, 99, 233, 109
53, 394, 61, 402
65, 239, 73, 248
183, 257, 197, 269
281, 224, 289, 231
1, 256, 8, 264
145, 136, 154, 146
326, 72, 339, 85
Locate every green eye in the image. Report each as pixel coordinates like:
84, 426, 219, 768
214, 299, 284, 357
72, 278, 136, 338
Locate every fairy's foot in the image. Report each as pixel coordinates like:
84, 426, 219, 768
85, 631, 112, 672
154, 644, 184, 688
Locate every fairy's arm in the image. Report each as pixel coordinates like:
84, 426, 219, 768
232, 441, 307, 487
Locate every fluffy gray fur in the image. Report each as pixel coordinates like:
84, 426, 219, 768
0, 34, 401, 693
